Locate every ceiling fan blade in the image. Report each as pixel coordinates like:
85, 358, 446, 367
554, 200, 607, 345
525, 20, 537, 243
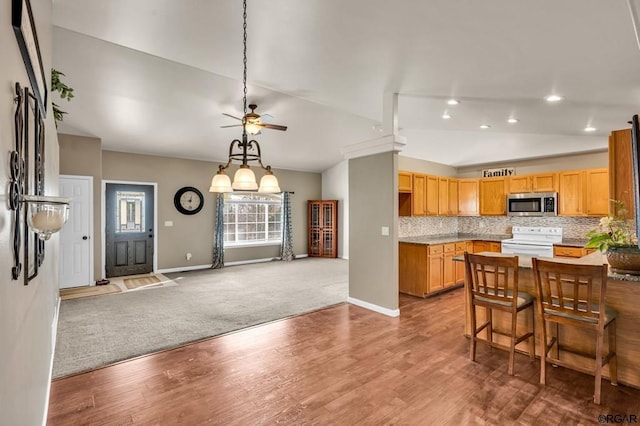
220, 124, 243, 128
261, 123, 288, 131
222, 113, 243, 121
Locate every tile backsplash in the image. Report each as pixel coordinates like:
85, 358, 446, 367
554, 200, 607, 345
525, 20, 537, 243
399, 216, 603, 239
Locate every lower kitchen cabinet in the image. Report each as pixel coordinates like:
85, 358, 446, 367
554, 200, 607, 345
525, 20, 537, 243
472, 240, 501, 253
553, 245, 595, 258
399, 241, 470, 297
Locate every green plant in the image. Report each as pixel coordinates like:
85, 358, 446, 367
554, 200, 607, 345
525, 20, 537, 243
51, 68, 74, 126
585, 200, 637, 252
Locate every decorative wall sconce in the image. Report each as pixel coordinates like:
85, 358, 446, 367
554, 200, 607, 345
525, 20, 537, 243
23, 195, 70, 240
9, 83, 70, 284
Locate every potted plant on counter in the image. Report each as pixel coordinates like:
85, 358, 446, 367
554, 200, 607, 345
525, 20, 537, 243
585, 200, 640, 274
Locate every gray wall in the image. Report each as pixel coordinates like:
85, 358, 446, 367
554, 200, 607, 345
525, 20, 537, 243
456, 151, 608, 178
0, 0, 59, 423
98, 150, 320, 269
59, 134, 103, 280
322, 160, 349, 259
349, 151, 398, 311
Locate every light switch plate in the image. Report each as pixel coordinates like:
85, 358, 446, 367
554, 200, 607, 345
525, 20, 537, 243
164, 221, 173, 227
381, 226, 390, 236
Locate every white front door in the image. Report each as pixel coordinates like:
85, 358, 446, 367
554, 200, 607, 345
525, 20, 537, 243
59, 176, 93, 289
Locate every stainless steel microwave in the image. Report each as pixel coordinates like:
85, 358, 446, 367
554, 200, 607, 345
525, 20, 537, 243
507, 192, 557, 216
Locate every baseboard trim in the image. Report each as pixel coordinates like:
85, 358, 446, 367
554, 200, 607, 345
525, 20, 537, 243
157, 264, 213, 273
158, 254, 311, 272
43, 297, 61, 425
348, 297, 400, 317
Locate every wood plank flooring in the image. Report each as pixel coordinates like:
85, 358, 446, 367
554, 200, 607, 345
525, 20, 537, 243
48, 289, 640, 425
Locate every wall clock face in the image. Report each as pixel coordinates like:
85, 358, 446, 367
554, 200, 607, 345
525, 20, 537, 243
174, 186, 204, 215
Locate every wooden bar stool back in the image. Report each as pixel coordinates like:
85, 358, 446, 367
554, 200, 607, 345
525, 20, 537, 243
531, 258, 617, 404
464, 252, 535, 375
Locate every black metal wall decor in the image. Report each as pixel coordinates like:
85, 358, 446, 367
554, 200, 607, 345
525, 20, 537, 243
10, 83, 46, 284
12, 0, 47, 117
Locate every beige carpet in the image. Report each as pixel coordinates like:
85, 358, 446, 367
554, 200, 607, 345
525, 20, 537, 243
60, 284, 122, 300
123, 275, 162, 290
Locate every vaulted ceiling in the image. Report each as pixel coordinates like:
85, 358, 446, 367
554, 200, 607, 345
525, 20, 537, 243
52, 0, 640, 172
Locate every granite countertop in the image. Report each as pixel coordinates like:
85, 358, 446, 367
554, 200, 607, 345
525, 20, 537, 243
452, 251, 640, 282
399, 233, 512, 245
555, 238, 589, 248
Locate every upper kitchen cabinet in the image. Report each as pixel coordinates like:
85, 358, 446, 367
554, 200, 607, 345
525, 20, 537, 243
584, 168, 609, 216
412, 173, 427, 216
399, 171, 413, 193
425, 175, 439, 215
479, 177, 507, 215
558, 170, 584, 216
398, 171, 412, 216
438, 178, 459, 216
458, 179, 479, 216
559, 168, 609, 216
609, 128, 635, 219
507, 173, 558, 193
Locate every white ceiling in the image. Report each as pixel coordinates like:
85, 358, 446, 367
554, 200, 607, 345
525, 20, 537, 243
52, 0, 640, 172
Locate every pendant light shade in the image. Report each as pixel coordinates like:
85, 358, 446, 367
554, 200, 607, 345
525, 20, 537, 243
209, 171, 233, 193
232, 166, 258, 191
258, 170, 281, 193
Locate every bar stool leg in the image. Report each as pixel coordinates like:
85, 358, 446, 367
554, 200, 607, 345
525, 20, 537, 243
539, 317, 547, 385
470, 303, 477, 362
609, 320, 618, 386
487, 307, 493, 349
594, 325, 604, 404
508, 307, 517, 375
529, 306, 536, 360
553, 323, 560, 361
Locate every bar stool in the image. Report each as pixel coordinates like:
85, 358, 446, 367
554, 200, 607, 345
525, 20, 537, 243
464, 252, 536, 375
531, 258, 617, 405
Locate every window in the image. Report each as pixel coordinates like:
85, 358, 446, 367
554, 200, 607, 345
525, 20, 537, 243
115, 191, 145, 233
223, 193, 282, 247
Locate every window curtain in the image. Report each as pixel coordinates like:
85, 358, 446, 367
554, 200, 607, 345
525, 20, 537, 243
280, 191, 296, 261
211, 194, 224, 269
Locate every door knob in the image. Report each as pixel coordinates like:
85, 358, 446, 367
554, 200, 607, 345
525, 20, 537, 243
82, 236, 89, 240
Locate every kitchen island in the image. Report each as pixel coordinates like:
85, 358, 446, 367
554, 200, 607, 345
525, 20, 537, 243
456, 251, 640, 389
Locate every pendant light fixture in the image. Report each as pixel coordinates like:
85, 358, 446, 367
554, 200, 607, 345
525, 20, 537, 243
209, 0, 280, 194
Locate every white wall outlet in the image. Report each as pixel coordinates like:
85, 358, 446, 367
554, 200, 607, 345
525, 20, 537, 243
164, 221, 173, 227
381, 226, 390, 236
186, 253, 192, 260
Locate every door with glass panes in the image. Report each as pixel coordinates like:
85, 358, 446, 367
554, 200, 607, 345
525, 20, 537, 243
307, 200, 338, 258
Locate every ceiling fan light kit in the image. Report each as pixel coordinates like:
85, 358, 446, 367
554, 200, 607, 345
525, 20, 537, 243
210, 0, 282, 194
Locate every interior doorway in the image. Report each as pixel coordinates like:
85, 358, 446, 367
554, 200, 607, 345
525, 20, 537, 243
59, 175, 93, 288
104, 182, 156, 278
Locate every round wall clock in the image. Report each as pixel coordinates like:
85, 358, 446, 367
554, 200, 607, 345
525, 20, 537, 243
174, 186, 204, 215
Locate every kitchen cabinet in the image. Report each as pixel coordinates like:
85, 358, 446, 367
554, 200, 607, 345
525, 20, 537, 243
508, 173, 558, 193
308, 200, 338, 258
554, 245, 595, 258
584, 168, 609, 216
399, 243, 428, 297
609, 128, 634, 219
398, 171, 413, 193
559, 168, 609, 217
479, 177, 507, 215
558, 170, 584, 216
454, 241, 472, 285
473, 241, 502, 253
438, 178, 459, 216
428, 245, 444, 292
425, 175, 439, 215
412, 174, 427, 216
399, 241, 470, 297
458, 179, 479, 216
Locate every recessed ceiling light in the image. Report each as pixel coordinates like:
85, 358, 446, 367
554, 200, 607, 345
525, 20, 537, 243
507, 118, 519, 124
480, 124, 490, 129
584, 126, 597, 132
545, 95, 564, 102
447, 99, 460, 105
442, 112, 452, 119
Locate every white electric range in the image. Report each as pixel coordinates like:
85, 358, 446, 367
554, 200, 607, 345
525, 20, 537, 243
501, 226, 563, 258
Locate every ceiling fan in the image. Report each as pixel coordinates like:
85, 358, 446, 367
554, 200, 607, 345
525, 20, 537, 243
221, 103, 288, 135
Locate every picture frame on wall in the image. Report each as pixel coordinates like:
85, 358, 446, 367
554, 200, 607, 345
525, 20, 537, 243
12, 0, 47, 117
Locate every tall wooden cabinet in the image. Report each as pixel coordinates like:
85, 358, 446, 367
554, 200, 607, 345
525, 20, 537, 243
308, 200, 338, 258
609, 128, 635, 218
